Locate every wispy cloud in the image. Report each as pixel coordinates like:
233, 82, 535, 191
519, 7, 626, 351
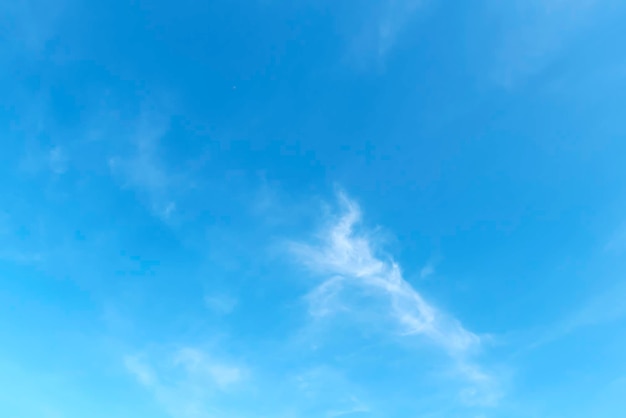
0, 212, 46, 265
291, 192, 501, 405
327, 396, 370, 417
19, 143, 69, 176
376, 0, 424, 57
345, 0, 426, 68
0, 0, 67, 58
0, 249, 45, 264
527, 279, 626, 350
124, 355, 157, 387
48, 146, 69, 174
305, 275, 346, 318
292, 192, 479, 355
420, 263, 436, 279
108, 107, 182, 221
606, 222, 626, 254
204, 294, 238, 315
174, 348, 244, 389
420, 254, 442, 280
292, 366, 373, 417
125, 347, 246, 418
489, 0, 606, 87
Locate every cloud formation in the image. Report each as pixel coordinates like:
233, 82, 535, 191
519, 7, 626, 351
376, 0, 424, 57
108, 108, 181, 221
291, 193, 501, 406
125, 347, 246, 418
347, 0, 426, 67
292, 193, 479, 355
204, 294, 238, 315
490, 0, 604, 87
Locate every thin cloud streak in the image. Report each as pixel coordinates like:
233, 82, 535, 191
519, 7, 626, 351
490, 0, 606, 87
124, 347, 246, 418
344, 0, 426, 69
291, 192, 502, 407
108, 107, 182, 222
204, 294, 238, 315
525, 279, 626, 351
292, 193, 479, 355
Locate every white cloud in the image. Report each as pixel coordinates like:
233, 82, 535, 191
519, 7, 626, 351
108, 115, 170, 191
376, 0, 424, 58
606, 222, 626, 254
19, 143, 69, 176
489, 0, 605, 87
292, 366, 373, 417
174, 348, 244, 389
305, 276, 346, 318
327, 396, 370, 417
0, 212, 45, 265
108, 108, 183, 221
292, 192, 479, 355
124, 347, 246, 418
527, 279, 626, 350
420, 262, 436, 279
0, 249, 44, 264
345, 0, 426, 68
48, 146, 68, 174
456, 362, 503, 407
124, 355, 157, 387
204, 294, 238, 315
108, 119, 168, 187
291, 192, 502, 406
0, 0, 67, 58
419, 254, 442, 279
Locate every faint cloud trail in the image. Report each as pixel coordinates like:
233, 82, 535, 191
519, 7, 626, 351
292, 192, 478, 354
291, 192, 501, 405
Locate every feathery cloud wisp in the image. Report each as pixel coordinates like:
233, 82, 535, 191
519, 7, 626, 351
346, 0, 426, 68
204, 294, 238, 315
291, 193, 502, 406
108, 108, 181, 221
292, 193, 479, 355
125, 347, 246, 418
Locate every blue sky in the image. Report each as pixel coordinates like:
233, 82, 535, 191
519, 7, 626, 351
2, 0, 626, 417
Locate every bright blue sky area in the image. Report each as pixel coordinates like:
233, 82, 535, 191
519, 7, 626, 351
2, 1, 626, 417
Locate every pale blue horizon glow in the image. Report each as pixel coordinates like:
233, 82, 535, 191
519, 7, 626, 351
2, 1, 626, 417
